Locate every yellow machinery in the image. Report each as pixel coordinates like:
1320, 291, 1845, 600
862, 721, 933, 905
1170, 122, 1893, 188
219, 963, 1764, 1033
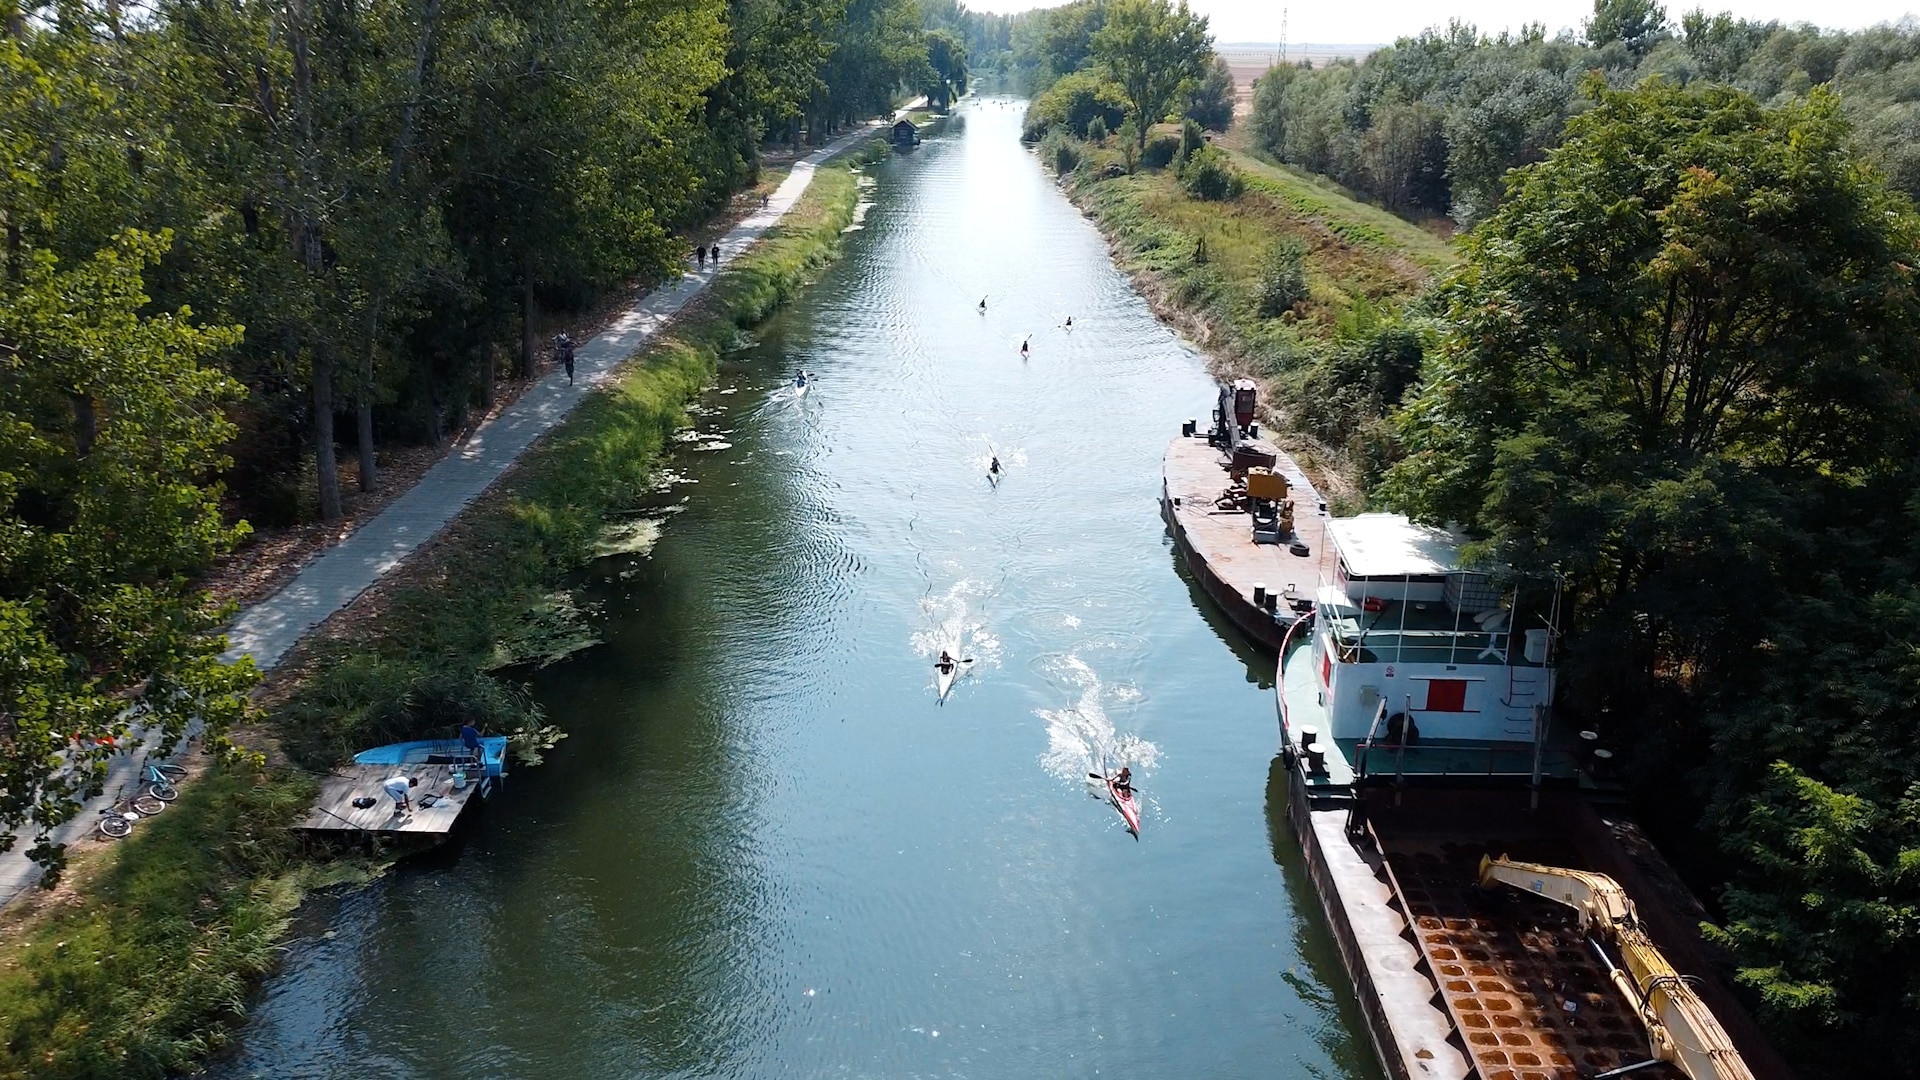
1478, 856, 1755, 1080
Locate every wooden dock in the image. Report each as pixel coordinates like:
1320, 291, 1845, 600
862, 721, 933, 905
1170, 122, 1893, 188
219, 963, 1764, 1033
298, 763, 483, 835
1161, 431, 1334, 651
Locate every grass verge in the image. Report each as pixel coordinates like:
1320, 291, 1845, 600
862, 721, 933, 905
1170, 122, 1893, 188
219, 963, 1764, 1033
1047, 133, 1459, 499
0, 138, 884, 1080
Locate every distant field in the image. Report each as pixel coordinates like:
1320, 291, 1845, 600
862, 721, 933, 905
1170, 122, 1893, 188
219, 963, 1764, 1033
1216, 43, 1380, 115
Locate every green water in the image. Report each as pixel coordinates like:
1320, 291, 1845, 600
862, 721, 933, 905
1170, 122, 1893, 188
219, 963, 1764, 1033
213, 100, 1381, 1080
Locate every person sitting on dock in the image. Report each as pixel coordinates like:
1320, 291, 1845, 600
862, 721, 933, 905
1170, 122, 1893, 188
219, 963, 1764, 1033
937, 650, 956, 674
384, 774, 419, 814
1111, 767, 1133, 795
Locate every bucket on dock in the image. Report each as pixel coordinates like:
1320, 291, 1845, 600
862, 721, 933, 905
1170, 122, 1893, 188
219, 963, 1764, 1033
1182, 418, 1197, 437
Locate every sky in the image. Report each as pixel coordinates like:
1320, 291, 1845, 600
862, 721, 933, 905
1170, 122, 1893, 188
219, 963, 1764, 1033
967, 0, 1917, 48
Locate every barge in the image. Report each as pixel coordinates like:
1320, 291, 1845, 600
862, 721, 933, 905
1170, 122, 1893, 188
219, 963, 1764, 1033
1161, 386, 1793, 1080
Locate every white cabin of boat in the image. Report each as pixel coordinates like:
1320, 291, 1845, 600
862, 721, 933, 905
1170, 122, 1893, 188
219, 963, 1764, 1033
1281, 513, 1570, 785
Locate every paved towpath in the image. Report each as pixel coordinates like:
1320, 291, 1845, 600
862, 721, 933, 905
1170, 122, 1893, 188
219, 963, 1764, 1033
0, 118, 893, 910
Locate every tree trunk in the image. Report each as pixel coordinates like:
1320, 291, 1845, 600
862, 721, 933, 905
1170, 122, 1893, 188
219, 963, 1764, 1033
356, 402, 376, 492
70, 392, 95, 458
313, 352, 342, 521
520, 267, 537, 379
481, 344, 496, 410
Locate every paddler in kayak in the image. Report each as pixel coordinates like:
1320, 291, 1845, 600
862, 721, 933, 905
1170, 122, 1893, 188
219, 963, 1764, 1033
937, 650, 957, 673
989, 455, 1002, 477
1111, 767, 1134, 796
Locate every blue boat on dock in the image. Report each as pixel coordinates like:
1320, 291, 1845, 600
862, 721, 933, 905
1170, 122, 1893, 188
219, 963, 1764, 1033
354, 734, 509, 779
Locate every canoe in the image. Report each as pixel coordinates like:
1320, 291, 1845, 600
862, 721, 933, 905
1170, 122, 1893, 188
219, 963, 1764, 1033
935, 657, 960, 703
1105, 773, 1141, 835
355, 735, 509, 779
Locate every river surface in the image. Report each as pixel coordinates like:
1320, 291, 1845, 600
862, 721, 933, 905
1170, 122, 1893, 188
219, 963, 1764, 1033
214, 100, 1379, 1080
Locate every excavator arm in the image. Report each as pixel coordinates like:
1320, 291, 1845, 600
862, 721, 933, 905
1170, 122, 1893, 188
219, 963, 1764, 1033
1478, 855, 1756, 1080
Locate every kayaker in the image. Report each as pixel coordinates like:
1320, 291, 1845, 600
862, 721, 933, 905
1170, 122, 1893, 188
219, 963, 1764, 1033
795, 370, 808, 387
937, 650, 956, 674
989, 455, 1001, 476
978, 297, 987, 313
1020, 336, 1030, 358
1111, 767, 1133, 796
1064, 315, 1073, 329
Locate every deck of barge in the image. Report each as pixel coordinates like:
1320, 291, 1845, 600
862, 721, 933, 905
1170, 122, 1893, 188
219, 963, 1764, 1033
1161, 432, 1332, 651
1286, 777, 1798, 1080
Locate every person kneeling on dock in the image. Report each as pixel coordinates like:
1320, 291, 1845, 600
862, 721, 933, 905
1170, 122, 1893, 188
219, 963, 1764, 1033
384, 774, 419, 814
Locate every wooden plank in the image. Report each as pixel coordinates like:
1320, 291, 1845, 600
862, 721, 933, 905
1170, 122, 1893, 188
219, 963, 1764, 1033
299, 763, 480, 835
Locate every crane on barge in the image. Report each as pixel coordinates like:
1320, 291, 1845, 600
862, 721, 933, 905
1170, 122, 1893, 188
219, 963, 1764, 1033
1478, 855, 1756, 1080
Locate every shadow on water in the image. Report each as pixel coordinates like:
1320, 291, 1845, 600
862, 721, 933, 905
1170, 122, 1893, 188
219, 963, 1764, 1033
1266, 755, 1390, 1080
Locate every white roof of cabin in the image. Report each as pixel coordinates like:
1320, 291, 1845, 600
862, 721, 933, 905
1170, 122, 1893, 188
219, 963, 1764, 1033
1327, 513, 1465, 578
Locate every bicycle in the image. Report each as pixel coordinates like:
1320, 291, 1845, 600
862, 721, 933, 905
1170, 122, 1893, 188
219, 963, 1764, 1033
141, 760, 185, 802
97, 788, 166, 839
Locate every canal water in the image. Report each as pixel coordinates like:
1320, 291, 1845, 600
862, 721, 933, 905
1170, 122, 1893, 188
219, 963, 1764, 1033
214, 100, 1380, 1080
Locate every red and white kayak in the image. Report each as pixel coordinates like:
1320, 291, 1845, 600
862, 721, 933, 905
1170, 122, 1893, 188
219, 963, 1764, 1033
1105, 774, 1141, 835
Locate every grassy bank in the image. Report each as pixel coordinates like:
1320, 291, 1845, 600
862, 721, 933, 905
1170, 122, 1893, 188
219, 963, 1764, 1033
0, 139, 883, 1080
1044, 132, 1457, 499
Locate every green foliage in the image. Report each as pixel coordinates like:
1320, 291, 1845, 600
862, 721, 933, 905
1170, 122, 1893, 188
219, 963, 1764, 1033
0, 223, 258, 871
0, 764, 325, 1079
1041, 130, 1083, 175
1091, 0, 1213, 148
1380, 80, 1920, 1069
1256, 240, 1310, 316
1180, 118, 1206, 163
1185, 54, 1236, 131
1247, 16, 1920, 224
1141, 131, 1182, 169
1178, 144, 1243, 200
1023, 69, 1129, 140
1087, 116, 1109, 143
1585, 0, 1669, 56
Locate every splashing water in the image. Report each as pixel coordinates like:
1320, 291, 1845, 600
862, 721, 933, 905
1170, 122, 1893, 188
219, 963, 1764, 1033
1034, 653, 1160, 787
911, 580, 1002, 684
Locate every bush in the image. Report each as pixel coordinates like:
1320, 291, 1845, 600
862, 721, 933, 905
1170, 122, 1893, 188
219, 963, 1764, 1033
1179, 145, 1244, 200
1041, 130, 1081, 175
1024, 70, 1129, 141
1180, 118, 1206, 163
1142, 132, 1181, 169
1258, 240, 1309, 316
1087, 116, 1108, 144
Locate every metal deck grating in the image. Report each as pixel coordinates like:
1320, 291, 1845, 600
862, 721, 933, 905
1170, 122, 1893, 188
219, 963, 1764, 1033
1389, 849, 1683, 1080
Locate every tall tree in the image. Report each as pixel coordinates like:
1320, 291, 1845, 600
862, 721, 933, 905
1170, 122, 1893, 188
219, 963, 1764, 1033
1091, 0, 1210, 149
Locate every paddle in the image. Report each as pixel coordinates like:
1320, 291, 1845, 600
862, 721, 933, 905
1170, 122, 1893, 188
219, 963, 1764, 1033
1088, 771, 1142, 792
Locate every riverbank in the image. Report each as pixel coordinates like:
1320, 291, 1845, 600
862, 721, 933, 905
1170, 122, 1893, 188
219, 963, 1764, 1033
0, 141, 881, 1080
1042, 132, 1456, 502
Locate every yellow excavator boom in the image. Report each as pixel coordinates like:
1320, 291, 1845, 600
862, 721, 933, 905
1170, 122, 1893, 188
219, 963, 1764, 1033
1478, 855, 1757, 1080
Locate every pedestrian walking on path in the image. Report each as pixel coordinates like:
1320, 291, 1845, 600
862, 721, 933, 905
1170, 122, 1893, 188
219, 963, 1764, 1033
712, 243, 722, 266
697, 244, 707, 269
555, 332, 576, 385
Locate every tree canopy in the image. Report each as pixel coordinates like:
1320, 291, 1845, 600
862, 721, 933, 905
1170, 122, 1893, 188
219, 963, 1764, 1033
1248, 9, 1920, 224
1091, 0, 1211, 148
1381, 79, 1920, 1072
0, 0, 951, 869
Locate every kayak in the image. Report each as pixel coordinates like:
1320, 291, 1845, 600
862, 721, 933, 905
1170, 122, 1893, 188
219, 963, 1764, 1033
935, 656, 960, 702
1105, 773, 1141, 835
